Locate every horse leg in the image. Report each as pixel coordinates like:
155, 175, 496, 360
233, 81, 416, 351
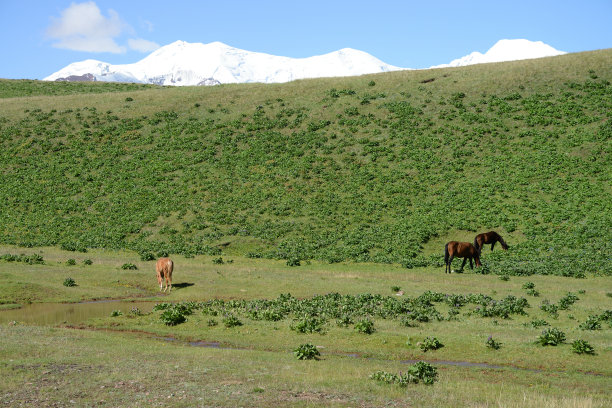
460, 257, 466, 271
469, 258, 473, 269
491, 242, 496, 251
167, 274, 171, 293
157, 272, 163, 291
448, 255, 455, 273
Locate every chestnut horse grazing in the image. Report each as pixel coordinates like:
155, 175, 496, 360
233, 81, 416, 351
474, 231, 508, 253
444, 241, 481, 273
156, 258, 173, 292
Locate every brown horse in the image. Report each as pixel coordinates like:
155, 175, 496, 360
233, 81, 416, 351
474, 231, 508, 253
156, 258, 173, 292
444, 241, 481, 273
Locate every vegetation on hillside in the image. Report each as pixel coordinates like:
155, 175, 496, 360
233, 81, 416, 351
0, 50, 610, 277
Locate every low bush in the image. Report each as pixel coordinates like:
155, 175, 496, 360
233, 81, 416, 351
160, 308, 186, 326
370, 361, 438, 386
354, 318, 375, 334
486, 335, 502, 350
222, 314, 243, 328
537, 328, 566, 346
121, 263, 138, 270
571, 339, 595, 355
293, 343, 320, 360
291, 316, 326, 334
419, 336, 444, 352
63, 277, 77, 287
579, 315, 602, 330
525, 319, 550, 328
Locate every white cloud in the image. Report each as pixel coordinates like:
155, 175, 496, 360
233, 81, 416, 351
128, 38, 160, 53
46, 2, 158, 54
47, 1, 125, 53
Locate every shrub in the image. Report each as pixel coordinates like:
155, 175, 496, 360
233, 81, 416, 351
354, 318, 375, 334
160, 308, 186, 326
121, 263, 138, 270
419, 336, 444, 352
336, 314, 353, 327
66, 259, 76, 266
571, 339, 595, 355
110, 310, 122, 317
83, 259, 93, 265
293, 343, 320, 360
222, 314, 242, 328
291, 316, 326, 334
139, 252, 155, 261
540, 301, 559, 318
63, 277, 77, 287
391, 285, 401, 293
286, 258, 301, 267
526, 319, 550, 328
408, 361, 439, 385
522, 282, 535, 289
579, 315, 602, 330
558, 292, 579, 310
537, 328, 566, 346
370, 362, 438, 386
207, 319, 218, 327
486, 335, 502, 350
1, 253, 44, 265
212, 257, 224, 265
129, 307, 142, 316
526, 289, 540, 297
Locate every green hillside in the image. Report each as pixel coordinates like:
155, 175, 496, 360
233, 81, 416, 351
0, 50, 610, 276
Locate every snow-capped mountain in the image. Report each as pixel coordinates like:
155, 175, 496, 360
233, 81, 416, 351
431, 39, 566, 68
45, 39, 566, 86
45, 41, 402, 86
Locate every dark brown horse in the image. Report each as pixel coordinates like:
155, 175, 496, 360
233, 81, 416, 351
444, 241, 481, 273
474, 231, 508, 253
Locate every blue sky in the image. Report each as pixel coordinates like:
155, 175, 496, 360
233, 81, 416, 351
1, 0, 611, 80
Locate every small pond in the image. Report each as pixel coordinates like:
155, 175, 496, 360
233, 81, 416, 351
0, 301, 155, 325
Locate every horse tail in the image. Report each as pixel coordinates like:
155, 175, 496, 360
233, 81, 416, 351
444, 243, 449, 265
473, 237, 481, 255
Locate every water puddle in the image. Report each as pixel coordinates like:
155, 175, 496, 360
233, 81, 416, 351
0, 301, 155, 325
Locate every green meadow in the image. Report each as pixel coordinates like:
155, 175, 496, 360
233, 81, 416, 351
0, 49, 611, 407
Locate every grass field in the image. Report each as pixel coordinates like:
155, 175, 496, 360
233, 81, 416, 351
1, 247, 610, 407
0, 49, 611, 406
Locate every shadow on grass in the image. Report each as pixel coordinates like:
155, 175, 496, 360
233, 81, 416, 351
172, 282, 195, 290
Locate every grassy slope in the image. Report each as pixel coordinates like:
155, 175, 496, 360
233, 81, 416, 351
0, 50, 611, 277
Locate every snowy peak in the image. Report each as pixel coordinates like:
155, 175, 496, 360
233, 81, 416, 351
44, 41, 401, 86
434, 39, 566, 68
45, 39, 567, 86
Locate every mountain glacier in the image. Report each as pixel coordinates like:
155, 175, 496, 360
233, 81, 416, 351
44, 40, 401, 86
431, 39, 566, 68
44, 39, 566, 86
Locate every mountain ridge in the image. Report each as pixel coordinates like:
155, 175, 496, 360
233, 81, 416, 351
45, 39, 566, 86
